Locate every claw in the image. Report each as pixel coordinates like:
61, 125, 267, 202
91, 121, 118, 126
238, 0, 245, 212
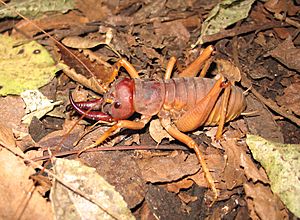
72, 97, 104, 111
69, 93, 114, 122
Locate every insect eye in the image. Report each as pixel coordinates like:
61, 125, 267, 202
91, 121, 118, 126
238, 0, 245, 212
114, 101, 121, 109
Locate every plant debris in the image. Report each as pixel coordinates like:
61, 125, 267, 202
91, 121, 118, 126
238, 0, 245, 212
0, 0, 299, 219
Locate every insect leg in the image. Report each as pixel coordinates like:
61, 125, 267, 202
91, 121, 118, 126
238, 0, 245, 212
175, 77, 224, 132
160, 116, 218, 205
111, 58, 140, 80
164, 56, 177, 80
179, 46, 214, 78
199, 56, 213, 77
215, 82, 231, 139
77, 116, 152, 156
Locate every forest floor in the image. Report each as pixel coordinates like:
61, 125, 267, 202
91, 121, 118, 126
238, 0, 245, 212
0, 0, 299, 219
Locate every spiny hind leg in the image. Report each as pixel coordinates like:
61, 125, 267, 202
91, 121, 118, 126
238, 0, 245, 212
159, 116, 219, 206
179, 46, 214, 78
215, 82, 231, 140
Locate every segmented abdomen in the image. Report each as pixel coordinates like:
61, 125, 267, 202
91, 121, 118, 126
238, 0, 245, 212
133, 77, 245, 126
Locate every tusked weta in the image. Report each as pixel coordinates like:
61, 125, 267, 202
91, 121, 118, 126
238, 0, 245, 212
70, 46, 246, 204
0, 0, 246, 207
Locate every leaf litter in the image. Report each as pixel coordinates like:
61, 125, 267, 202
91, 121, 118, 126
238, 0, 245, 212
0, 0, 299, 219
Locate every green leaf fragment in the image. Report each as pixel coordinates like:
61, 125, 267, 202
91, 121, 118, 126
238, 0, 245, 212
246, 135, 300, 217
0, 0, 75, 19
195, 0, 256, 45
0, 34, 58, 96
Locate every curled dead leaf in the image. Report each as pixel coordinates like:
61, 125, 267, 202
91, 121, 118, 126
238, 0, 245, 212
276, 82, 300, 116
149, 119, 174, 144
215, 58, 241, 83
244, 182, 288, 220
62, 36, 106, 49
137, 152, 199, 183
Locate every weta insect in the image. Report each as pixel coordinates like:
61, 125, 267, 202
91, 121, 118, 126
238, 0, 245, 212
0, 0, 246, 210
70, 46, 246, 203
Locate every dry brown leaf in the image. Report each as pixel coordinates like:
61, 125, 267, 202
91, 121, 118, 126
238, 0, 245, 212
166, 178, 194, 193
61, 65, 108, 94
221, 139, 247, 189
0, 96, 26, 132
264, 0, 300, 16
188, 147, 226, 189
268, 37, 300, 72
0, 122, 16, 151
51, 158, 134, 220
221, 133, 269, 184
0, 148, 52, 219
241, 152, 269, 184
12, 11, 89, 38
215, 58, 241, 83
76, 0, 112, 21
37, 119, 84, 150
62, 36, 106, 49
154, 20, 190, 45
244, 182, 288, 220
149, 119, 174, 144
244, 95, 284, 143
276, 81, 300, 116
82, 151, 146, 209
273, 27, 292, 40
178, 192, 198, 204
188, 170, 208, 188
248, 65, 271, 79
137, 152, 199, 183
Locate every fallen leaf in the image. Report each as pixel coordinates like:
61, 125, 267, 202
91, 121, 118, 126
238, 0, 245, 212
0, 148, 53, 220
0, 34, 58, 95
264, 0, 300, 16
276, 82, 300, 116
82, 151, 147, 209
178, 192, 198, 204
76, 0, 111, 21
12, 11, 90, 38
149, 119, 174, 144
0, 96, 26, 132
137, 152, 199, 183
167, 178, 194, 193
244, 182, 288, 220
221, 139, 247, 190
62, 36, 106, 49
244, 95, 284, 143
0, 122, 16, 151
268, 37, 300, 72
246, 135, 300, 217
51, 158, 135, 220
215, 58, 241, 83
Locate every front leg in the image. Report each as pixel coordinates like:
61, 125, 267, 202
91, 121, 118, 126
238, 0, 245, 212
160, 116, 218, 205
77, 115, 151, 156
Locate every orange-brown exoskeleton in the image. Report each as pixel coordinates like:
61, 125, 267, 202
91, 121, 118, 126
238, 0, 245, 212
70, 46, 246, 204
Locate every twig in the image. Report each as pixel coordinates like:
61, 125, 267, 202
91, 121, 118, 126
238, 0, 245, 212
34, 144, 189, 161
274, 13, 300, 29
